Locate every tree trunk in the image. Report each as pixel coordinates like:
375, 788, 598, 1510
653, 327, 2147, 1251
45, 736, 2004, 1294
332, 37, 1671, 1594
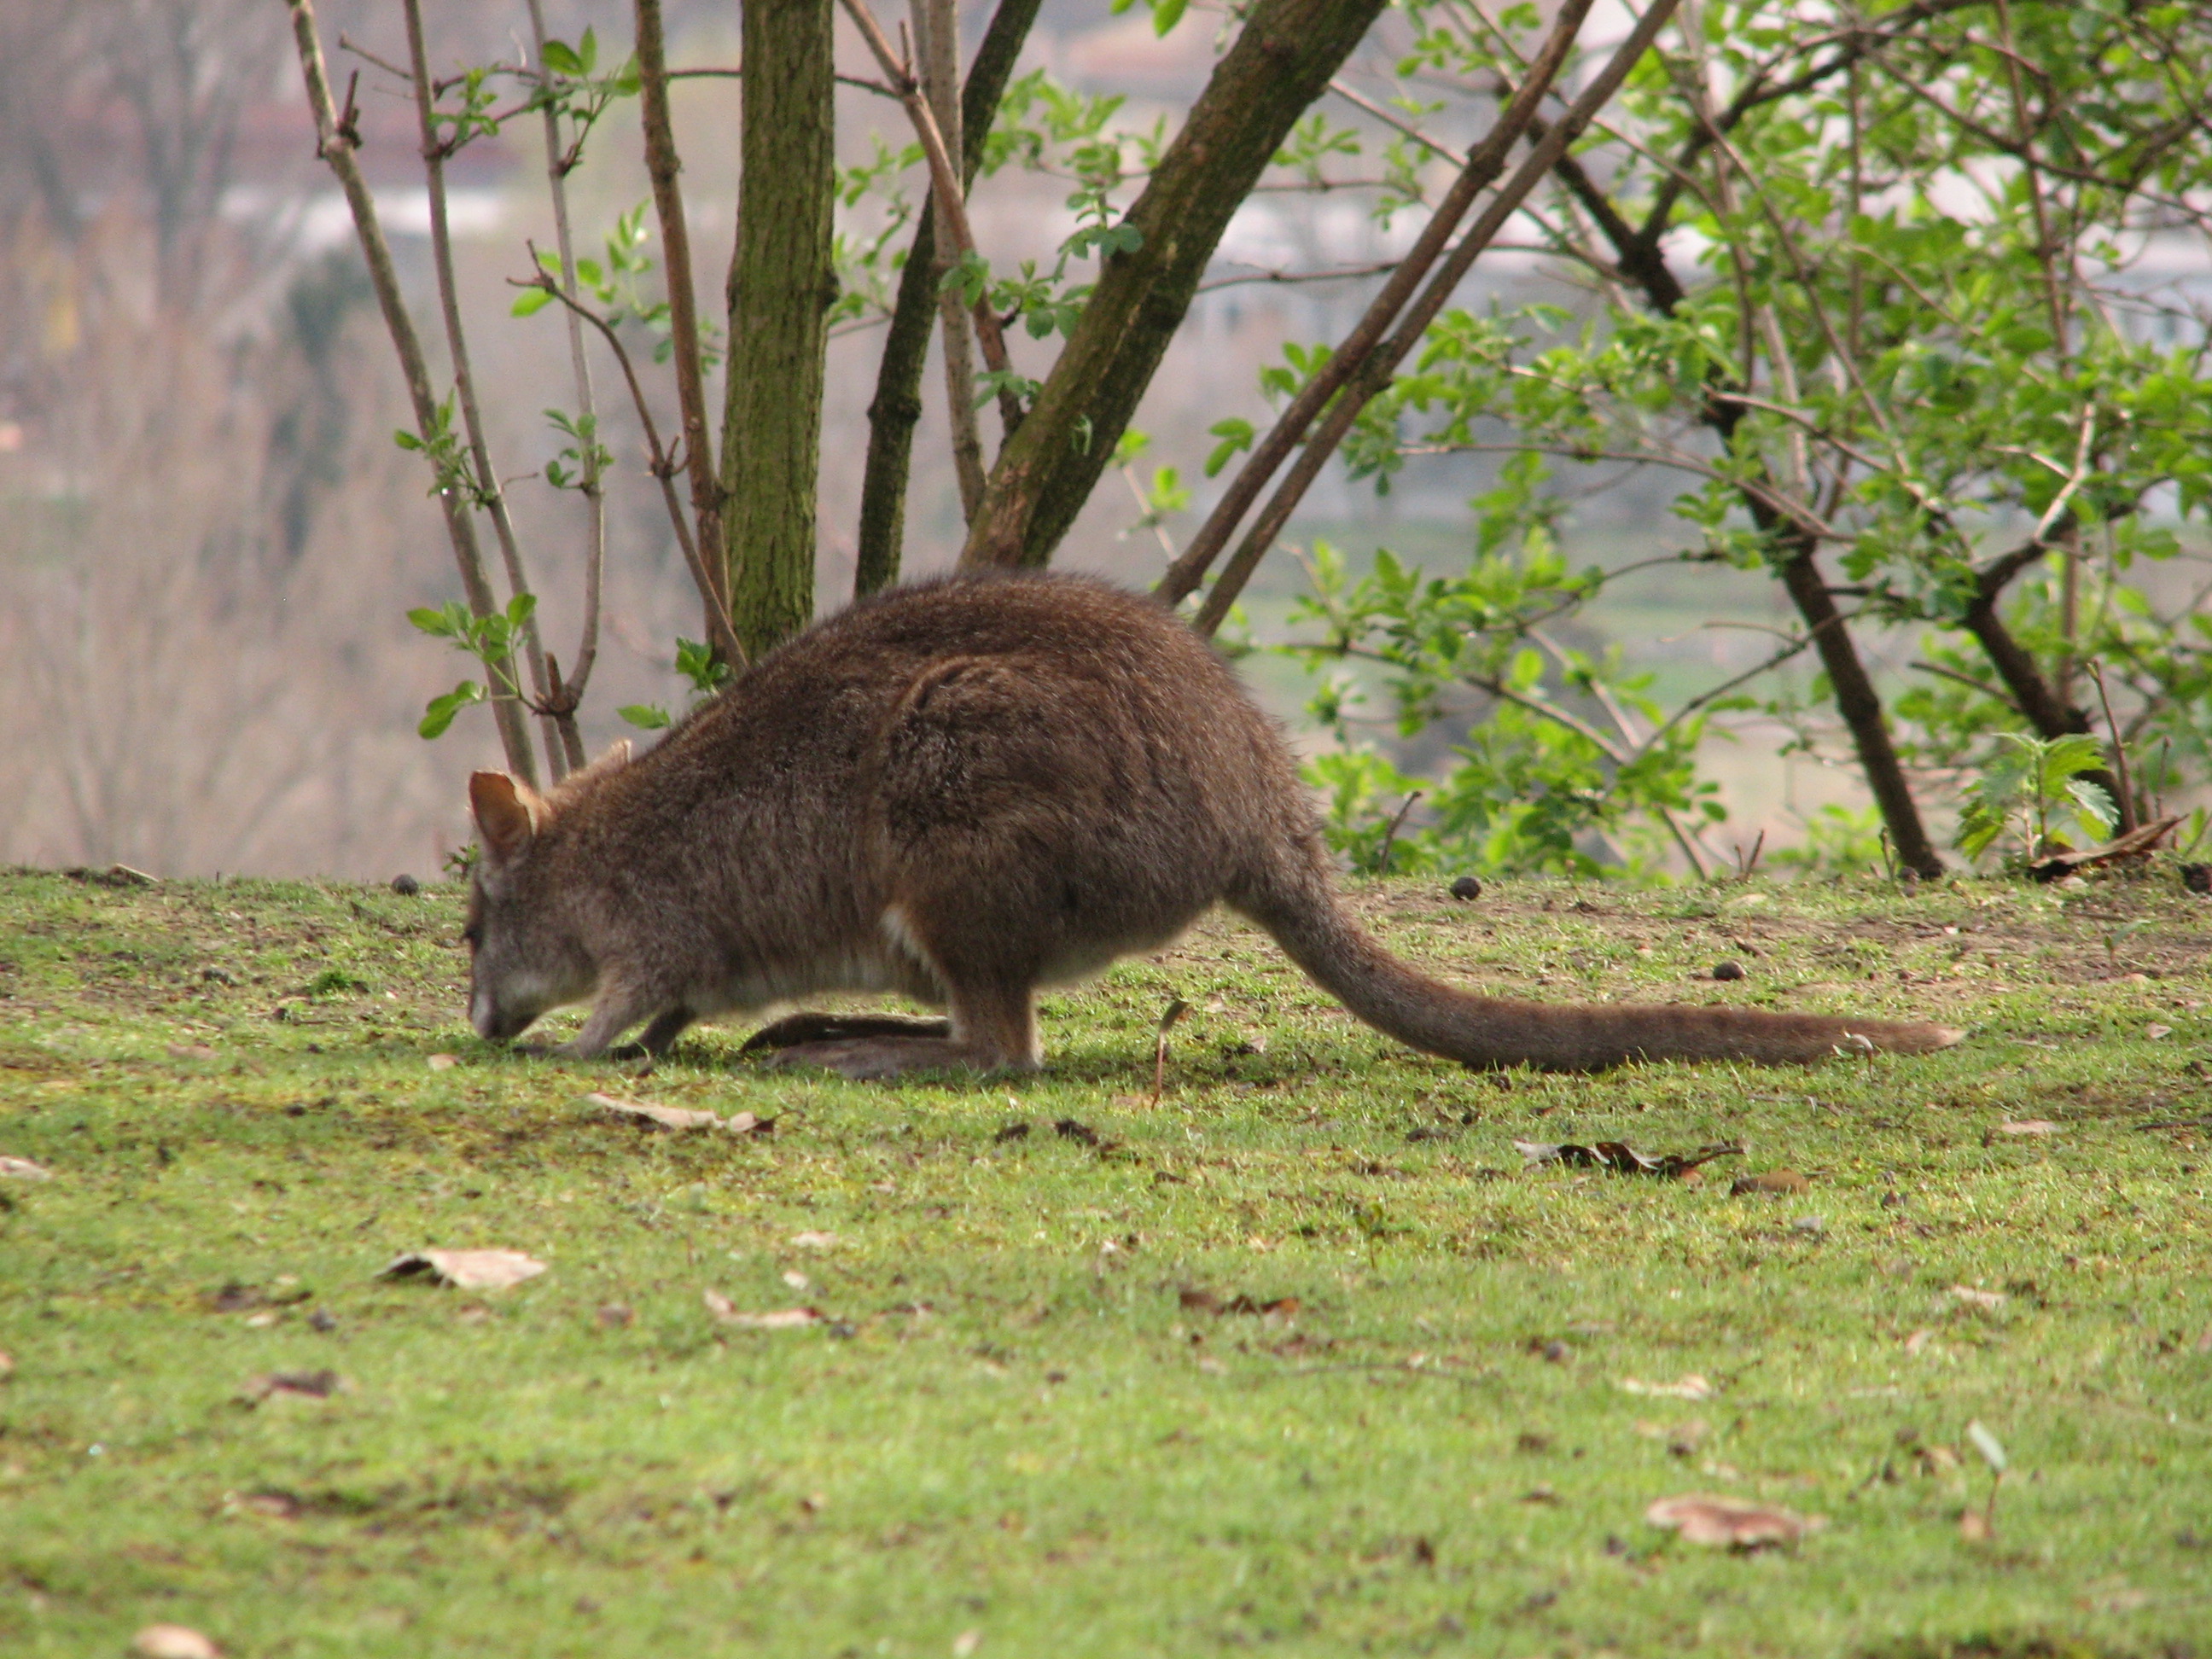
720, 0, 836, 658
853, 0, 1044, 597
958, 0, 1388, 570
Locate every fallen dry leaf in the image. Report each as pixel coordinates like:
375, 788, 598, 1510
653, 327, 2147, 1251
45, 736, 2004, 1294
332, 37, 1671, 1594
1054, 1118, 1102, 1147
166, 1044, 217, 1061
1516, 1139, 1743, 1179
1620, 1375, 1714, 1401
1950, 1284, 2007, 1311
952, 1632, 981, 1658
725, 1110, 772, 1135
2147, 1023, 2175, 1039
426, 1053, 460, 1071
703, 1291, 821, 1330
1904, 1327, 1936, 1355
790, 1231, 841, 1249
782, 1270, 812, 1290
132, 1627, 221, 1659
0, 1155, 54, 1180
1731, 1170, 1809, 1196
1959, 1509, 1992, 1542
597, 1303, 634, 1329
1997, 1120, 2059, 1138
241, 1369, 342, 1404
1179, 1287, 1299, 1317
584, 1092, 722, 1131
1645, 1493, 1823, 1549
233, 1491, 303, 1519
377, 1249, 546, 1291
0, 1351, 13, 1382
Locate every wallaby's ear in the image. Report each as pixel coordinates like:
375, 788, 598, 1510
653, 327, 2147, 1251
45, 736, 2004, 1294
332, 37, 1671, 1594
601, 738, 632, 769
555, 739, 632, 795
469, 771, 541, 862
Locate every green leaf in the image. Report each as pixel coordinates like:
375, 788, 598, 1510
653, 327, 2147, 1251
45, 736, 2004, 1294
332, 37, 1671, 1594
1150, 0, 1188, 35
617, 703, 672, 731
406, 606, 457, 637
540, 38, 583, 75
505, 592, 538, 629
419, 681, 486, 740
1205, 417, 1255, 478
393, 429, 423, 451
2066, 778, 2117, 836
510, 286, 555, 317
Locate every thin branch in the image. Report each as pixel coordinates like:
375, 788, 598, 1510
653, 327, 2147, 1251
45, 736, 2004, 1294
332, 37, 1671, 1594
526, 0, 598, 771
912, 0, 987, 517
284, 0, 538, 782
1158, 0, 1604, 615
511, 266, 746, 670
402, 0, 563, 781
1325, 79, 1469, 166
633, 0, 733, 646
1197, 260, 1401, 293
838, 0, 1027, 439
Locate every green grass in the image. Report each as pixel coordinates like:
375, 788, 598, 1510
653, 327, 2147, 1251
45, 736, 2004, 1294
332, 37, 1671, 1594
3, 865, 2210, 1657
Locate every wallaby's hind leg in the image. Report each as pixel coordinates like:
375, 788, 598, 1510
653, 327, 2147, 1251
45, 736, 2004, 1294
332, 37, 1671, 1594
741, 1012, 952, 1053
765, 981, 1037, 1080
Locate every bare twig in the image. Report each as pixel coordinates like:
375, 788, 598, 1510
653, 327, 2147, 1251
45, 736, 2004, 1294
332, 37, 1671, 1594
633, 0, 732, 645
1156, 0, 1599, 614
2090, 662, 2139, 835
1186, 0, 1688, 636
1377, 790, 1423, 875
509, 264, 746, 672
400, 0, 563, 782
282, 0, 538, 783
526, 0, 599, 770
912, 0, 987, 516
837, 0, 1026, 439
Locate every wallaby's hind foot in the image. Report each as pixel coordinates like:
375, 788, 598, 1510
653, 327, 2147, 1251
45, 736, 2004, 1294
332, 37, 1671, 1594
765, 1035, 1027, 1081
741, 1012, 952, 1053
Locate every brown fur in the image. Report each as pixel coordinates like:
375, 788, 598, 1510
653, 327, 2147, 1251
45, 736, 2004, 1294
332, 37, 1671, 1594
463, 573, 1961, 1076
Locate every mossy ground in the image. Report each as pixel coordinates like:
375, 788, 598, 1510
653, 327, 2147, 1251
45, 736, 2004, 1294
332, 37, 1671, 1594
2, 865, 2209, 1657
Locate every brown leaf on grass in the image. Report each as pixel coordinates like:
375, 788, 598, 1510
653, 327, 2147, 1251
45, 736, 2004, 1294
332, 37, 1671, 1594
1637, 1417, 1710, 1456
993, 1121, 1032, 1143
725, 1110, 773, 1136
1959, 1509, 1992, 1542
0, 1350, 13, 1382
1515, 1139, 1743, 1179
1522, 1482, 1559, 1504
167, 1044, 217, 1061
1179, 1287, 1300, 1318
241, 1369, 342, 1404
1950, 1285, 2007, 1311
1996, 1120, 2059, 1138
0, 1155, 53, 1180
1619, 1375, 1714, 1400
789, 1231, 840, 1249
952, 1632, 982, 1658
132, 1627, 221, 1659
1646, 1493, 1824, 1549
596, 1304, 634, 1329
234, 1491, 303, 1519
702, 1291, 821, 1330
1053, 1118, 1101, 1147
584, 1092, 722, 1131
426, 1053, 460, 1071
1731, 1170, 1809, 1196
1904, 1327, 1936, 1355
2146, 1023, 2175, 1040
378, 1249, 546, 1291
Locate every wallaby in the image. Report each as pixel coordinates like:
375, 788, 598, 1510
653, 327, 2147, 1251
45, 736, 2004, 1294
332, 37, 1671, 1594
463, 573, 1960, 1076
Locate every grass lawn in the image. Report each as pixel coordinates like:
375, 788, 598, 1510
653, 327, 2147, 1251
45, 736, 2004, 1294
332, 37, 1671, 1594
3, 864, 2209, 1657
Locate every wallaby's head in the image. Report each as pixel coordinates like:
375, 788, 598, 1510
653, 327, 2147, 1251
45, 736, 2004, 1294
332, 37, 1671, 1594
463, 742, 631, 1041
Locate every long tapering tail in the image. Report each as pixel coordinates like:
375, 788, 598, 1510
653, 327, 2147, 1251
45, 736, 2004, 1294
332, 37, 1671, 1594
1232, 857, 1961, 1071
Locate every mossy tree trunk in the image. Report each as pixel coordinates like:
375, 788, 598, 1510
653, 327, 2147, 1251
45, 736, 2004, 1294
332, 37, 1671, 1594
957, 0, 1388, 571
720, 0, 836, 658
